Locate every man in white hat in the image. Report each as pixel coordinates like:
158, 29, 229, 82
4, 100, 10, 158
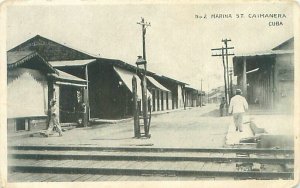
228, 89, 248, 132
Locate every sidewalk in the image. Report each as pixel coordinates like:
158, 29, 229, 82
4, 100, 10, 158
225, 115, 254, 146
225, 113, 294, 148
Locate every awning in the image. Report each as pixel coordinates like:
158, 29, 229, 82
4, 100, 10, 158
55, 69, 86, 82
147, 76, 170, 92
49, 69, 87, 87
113, 66, 152, 99
49, 59, 96, 67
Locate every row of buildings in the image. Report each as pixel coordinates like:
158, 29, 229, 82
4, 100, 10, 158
7, 35, 204, 132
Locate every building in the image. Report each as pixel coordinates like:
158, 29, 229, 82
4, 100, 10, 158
151, 75, 187, 110
7, 49, 87, 133
233, 37, 294, 112
7, 35, 194, 129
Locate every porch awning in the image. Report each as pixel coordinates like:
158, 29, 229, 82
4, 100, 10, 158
147, 76, 170, 92
113, 66, 152, 99
49, 69, 87, 87
56, 69, 86, 82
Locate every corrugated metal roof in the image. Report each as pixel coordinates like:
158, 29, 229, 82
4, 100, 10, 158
49, 59, 97, 67
147, 76, 170, 92
234, 50, 293, 58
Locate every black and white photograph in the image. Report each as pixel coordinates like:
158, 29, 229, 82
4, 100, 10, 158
0, 0, 299, 187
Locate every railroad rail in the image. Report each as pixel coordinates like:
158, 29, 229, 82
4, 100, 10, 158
8, 145, 294, 181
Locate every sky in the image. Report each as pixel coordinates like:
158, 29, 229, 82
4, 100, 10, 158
6, 2, 294, 91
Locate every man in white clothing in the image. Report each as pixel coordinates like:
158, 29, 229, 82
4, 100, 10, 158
228, 89, 248, 132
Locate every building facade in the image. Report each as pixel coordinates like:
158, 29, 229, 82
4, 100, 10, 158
233, 37, 294, 112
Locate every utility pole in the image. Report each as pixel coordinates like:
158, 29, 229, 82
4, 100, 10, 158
207, 81, 209, 104
211, 39, 234, 114
136, 18, 151, 138
222, 39, 232, 102
137, 17, 151, 60
200, 78, 203, 107
229, 67, 233, 99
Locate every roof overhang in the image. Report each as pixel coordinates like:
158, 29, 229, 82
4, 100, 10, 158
7, 51, 57, 74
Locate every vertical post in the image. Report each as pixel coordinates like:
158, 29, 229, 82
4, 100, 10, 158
229, 68, 233, 99
47, 80, 54, 129
132, 76, 140, 138
207, 80, 209, 104
83, 87, 88, 127
181, 85, 186, 110
222, 48, 228, 106
142, 22, 146, 60
157, 90, 160, 111
242, 57, 247, 98
200, 78, 203, 107
84, 65, 90, 126
272, 61, 277, 110
141, 68, 149, 136
225, 41, 230, 103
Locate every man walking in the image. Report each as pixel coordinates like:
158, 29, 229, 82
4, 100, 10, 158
228, 89, 248, 132
45, 100, 63, 137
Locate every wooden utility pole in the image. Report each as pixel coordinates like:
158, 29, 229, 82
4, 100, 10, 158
132, 76, 140, 138
229, 67, 233, 99
211, 39, 234, 112
137, 18, 151, 138
222, 39, 231, 102
221, 48, 228, 106
137, 17, 151, 60
200, 78, 203, 107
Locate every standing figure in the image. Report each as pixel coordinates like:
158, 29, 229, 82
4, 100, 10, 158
219, 97, 226, 117
45, 100, 63, 137
228, 89, 248, 132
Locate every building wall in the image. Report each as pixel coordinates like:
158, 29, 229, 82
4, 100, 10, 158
7, 68, 48, 119
7, 68, 49, 132
274, 54, 294, 112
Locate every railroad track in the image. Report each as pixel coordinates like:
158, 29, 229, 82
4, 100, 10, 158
8, 145, 294, 181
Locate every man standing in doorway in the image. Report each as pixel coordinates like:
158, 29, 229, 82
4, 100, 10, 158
228, 89, 248, 132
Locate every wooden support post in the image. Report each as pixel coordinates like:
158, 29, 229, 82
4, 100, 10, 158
132, 76, 140, 138
141, 72, 149, 137
242, 57, 247, 97
83, 87, 88, 127
84, 65, 90, 126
